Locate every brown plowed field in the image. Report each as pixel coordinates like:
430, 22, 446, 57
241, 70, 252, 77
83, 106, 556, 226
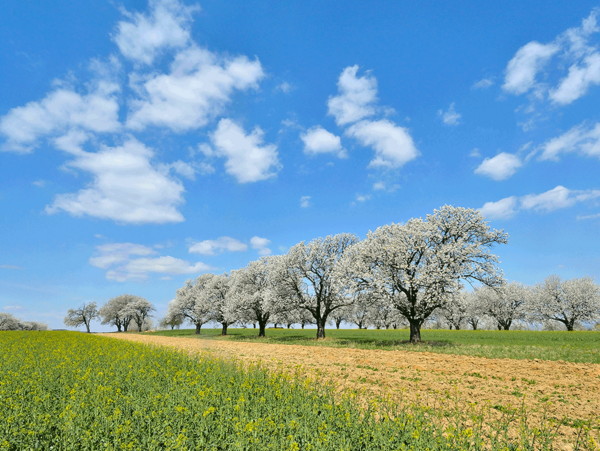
102, 333, 600, 445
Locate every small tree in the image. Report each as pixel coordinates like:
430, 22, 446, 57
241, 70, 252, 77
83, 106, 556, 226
171, 274, 214, 334
438, 292, 469, 330
474, 282, 531, 330
226, 257, 283, 337
64, 302, 99, 333
98, 294, 137, 332
122, 298, 155, 332
205, 273, 234, 335
532, 275, 600, 331
159, 309, 184, 330
272, 234, 359, 339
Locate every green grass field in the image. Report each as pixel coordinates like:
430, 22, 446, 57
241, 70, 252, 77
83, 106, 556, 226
147, 327, 600, 364
2, 331, 575, 451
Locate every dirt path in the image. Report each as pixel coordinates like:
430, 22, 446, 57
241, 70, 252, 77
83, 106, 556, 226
101, 333, 600, 441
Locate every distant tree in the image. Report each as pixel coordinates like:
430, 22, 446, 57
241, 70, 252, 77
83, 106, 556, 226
226, 257, 285, 337
0, 312, 20, 330
532, 275, 600, 331
271, 234, 359, 339
474, 282, 531, 330
438, 292, 469, 330
159, 308, 184, 330
337, 207, 508, 343
171, 274, 214, 334
98, 294, 137, 332
64, 302, 99, 333
204, 273, 234, 335
122, 298, 155, 332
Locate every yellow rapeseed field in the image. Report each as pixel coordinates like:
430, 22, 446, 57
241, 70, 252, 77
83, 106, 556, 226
0, 331, 597, 450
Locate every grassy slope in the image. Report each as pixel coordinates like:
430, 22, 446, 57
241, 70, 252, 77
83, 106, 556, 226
144, 328, 600, 364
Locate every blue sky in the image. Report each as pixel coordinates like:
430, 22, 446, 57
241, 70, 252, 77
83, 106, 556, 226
1, 0, 600, 331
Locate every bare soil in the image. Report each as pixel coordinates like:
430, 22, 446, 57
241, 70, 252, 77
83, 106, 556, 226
101, 333, 600, 445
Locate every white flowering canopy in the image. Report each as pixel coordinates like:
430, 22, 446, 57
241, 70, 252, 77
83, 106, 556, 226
270, 233, 359, 338
336, 206, 508, 342
532, 275, 600, 330
473, 282, 531, 330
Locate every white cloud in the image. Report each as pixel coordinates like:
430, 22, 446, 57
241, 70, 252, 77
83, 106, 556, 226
0, 265, 24, 270
251, 236, 271, 255
470, 148, 481, 157
480, 186, 600, 219
373, 182, 385, 191
90, 242, 212, 282
577, 212, 600, 220
32, 180, 46, 187
300, 126, 346, 158
438, 103, 461, 125
126, 45, 264, 131
355, 194, 371, 202
474, 152, 522, 181
327, 65, 377, 126
346, 119, 419, 169
0, 83, 120, 152
549, 53, 600, 104
300, 196, 311, 208
160, 160, 196, 180
502, 41, 559, 95
188, 236, 247, 255
502, 8, 600, 104
479, 197, 519, 220
113, 0, 198, 65
89, 242, 156, 269
472, 78, 494, 89
520, 185, 600, 212
210, 118, 280, 183
539, 122, 600, 161
46, 138, 186, 224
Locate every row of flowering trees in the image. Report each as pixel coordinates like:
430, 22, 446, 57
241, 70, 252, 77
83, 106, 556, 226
0, 312, 48, 331
434, 277, 600, 332
168, 206, 522, 343
63, 296, 156, 333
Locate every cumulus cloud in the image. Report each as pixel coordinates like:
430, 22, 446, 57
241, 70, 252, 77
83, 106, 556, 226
502, 42, 560, 95
113, 0, 198, 65
188, 236, 248, 255
46, 138, 186, 224
438, 103, 461, 125
127, 46, 264, 131
250, 236, 271, 255
0, 82, 120, 152
327, 65, 377, 126
90, 241, 212, 282
300, 126, 345, 158
520, 185, 600, 212
539, 121, 600, 161
480, 186, 600, 219
480, 196, 519, 219
210, 118, 280, 183
474, 152, 523, 181
300, 196, 311, 208
502, 8, 600, 104
346, 119, 419, 169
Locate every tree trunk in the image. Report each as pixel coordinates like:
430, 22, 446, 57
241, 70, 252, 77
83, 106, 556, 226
253, 323, 256, 329
195, 323, 201, 335
85, 321, 91, 333
316, 320, 326, 339
301, 323, 305, 329
566, 321, 574, 331
116, 323, 122, 332
409, 321, 422, 344
258, 320, 267, 337
221, 323, 228, 335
